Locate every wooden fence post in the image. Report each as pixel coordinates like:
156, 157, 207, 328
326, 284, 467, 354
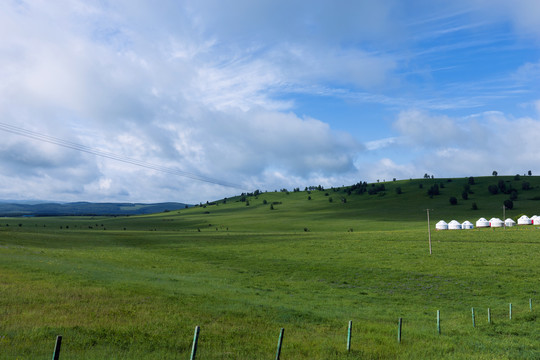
347, 320, 352, 352
471, 308, 475, 328
52, 335, 62, 360
488, 308, 491, 324
190, 326, 200, 360
509, 303, 512, 320
437, 310, 440, 335
397, 318, 402, 343
275, 328, 284, 360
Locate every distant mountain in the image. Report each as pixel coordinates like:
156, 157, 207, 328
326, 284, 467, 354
0, 202, 190, 216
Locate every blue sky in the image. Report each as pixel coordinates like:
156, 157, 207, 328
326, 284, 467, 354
2, 1, 540, 203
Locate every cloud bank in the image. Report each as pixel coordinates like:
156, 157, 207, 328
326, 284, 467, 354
2, 1, 540, 203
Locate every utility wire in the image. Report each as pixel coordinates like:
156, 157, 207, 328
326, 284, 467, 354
0, 121, 244, 190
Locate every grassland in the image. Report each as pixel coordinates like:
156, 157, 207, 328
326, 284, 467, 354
1, 176, 539, 359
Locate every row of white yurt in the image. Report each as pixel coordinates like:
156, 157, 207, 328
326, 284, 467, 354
531, 215, 540, 225
436, 220, 474, 230
505, 218, 516, 227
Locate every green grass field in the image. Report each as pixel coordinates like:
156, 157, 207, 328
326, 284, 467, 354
1, 176, 539, 359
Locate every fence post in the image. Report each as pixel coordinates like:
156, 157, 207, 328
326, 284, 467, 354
190, 326, 200, 360
52, 335, 62, 360
397, 318, 402, 344
530, 298, 533, 312
275, 328, 284, 360
509, 303, 512, 320
347, 320, 352, 352
471, 308, 475, 328
437, 310, 440, 335
488, 308, 491, 324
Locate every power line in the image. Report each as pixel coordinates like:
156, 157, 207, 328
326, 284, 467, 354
0, 121, 244, 190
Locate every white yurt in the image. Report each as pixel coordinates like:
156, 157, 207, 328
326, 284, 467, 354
448, 220, 462, 230
505, 218, 516, 227
436, 220, 448, 230
517, 215, 531, 225
462, 220, 474, 229
490, 217, 504, 227
532, 215, 540, 225
476, 217, 490, 228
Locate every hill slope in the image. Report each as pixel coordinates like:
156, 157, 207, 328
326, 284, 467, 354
0, 201, 189, 216
153, 175, 540, 233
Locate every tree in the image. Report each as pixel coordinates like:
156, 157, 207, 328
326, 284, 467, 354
514, 174, 521, 181
449, 196, 458, 205
472, 202, 478, 210
270, 204, 274, 210
488, 184, 499, 195
504, 199, 514, 210
396, 187, 402, 194
468, 176, 475, 185
522, 181, 531, 190
461, 191, 468, 200
509, 190, 518, 201
528, 170, 532, 176
492, 171, 498, 176
498, 180, 506, 193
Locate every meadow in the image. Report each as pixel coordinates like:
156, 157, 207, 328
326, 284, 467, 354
1, 176, 539, 359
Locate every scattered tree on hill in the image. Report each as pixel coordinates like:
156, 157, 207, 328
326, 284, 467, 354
263, 199, 268, 205
461, 191, 468, 200
472, 202, 478, 210
504, 199, 514, 210
514, 174, 521, 180
488, 184, 499, 195
528, 170, 532, 176
396, 187, 402, 194
468, 176, 475, 185
510, 190, 518, 201
492, 171, 498, 176
270, 204, 274, 210
498, 180, 506, 193
328, 197, 333, 203
419, 183, 423, 189
427, 184, 440, 198
522, 181, 531, 190
368, 184, 385, 195
449, 196, 458, 205
307, 196, 311, 200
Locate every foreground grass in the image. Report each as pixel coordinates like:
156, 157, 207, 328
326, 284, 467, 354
0, 218, 539, 359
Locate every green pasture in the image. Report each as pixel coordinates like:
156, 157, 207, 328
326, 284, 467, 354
1, 175, 539, 359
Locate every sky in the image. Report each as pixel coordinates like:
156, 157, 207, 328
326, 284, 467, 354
2, 1, 540, 204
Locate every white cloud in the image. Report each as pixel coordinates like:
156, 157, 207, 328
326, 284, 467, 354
388, 109, 540, 178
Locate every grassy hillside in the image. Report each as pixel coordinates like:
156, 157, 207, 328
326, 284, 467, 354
0, 175, 539, 359
144, 175, 540, 233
